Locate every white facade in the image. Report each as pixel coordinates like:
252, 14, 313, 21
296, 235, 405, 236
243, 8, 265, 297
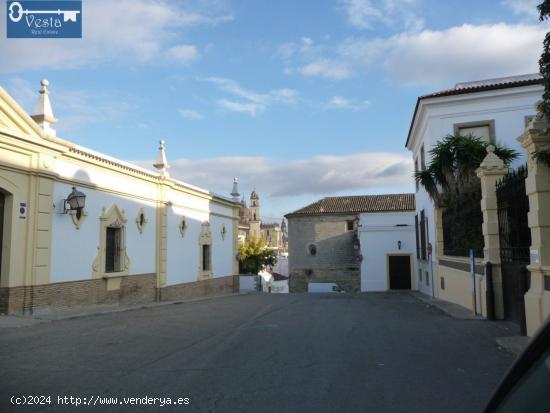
359, 212, 416, 292
406, 77, 543, 297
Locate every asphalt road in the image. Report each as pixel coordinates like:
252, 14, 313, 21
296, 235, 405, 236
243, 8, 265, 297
0, 293, 515, 413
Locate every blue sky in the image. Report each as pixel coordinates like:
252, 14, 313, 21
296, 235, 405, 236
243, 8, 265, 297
0, 0, 545, 221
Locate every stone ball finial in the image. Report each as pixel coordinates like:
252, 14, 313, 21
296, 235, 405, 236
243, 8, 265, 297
486, 144, 495, 154
41, 79, 49, 87
159, 139, 165, 148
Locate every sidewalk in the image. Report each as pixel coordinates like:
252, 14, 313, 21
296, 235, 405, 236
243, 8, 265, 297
409, 291, 529, 355
409, 290, 483, 320
0, 292, 244, 330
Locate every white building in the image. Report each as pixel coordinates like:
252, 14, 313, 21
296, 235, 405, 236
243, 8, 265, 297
406, 74, 543, 302
0, 80, 239, 314
359, 210, 417, 292
286, 194, 415, 292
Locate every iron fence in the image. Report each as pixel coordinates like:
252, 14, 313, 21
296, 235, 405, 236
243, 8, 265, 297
442, 183, 484, 257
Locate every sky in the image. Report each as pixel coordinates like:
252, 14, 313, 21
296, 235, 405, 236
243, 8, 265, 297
0, 0, 546, 222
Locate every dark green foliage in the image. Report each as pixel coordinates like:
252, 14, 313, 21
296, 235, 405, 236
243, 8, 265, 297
539, 1, 550, 119
414, 134, 518, 207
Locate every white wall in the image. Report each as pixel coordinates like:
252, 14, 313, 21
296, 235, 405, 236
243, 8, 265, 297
166, 206, 203, 286
359, 212, 416, 292
50, 182, 157, 282
166, 205, 235, 286
210, 214, 234, 278
51, 165, 236, 286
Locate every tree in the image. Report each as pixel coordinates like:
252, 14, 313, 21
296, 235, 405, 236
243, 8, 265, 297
238, 238, 277, 274
539, 0, 550, 120
414, 134, 518, 207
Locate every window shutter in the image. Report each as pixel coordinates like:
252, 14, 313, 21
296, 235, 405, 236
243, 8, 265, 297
415, 214, 420, 259
420, 210, 427, 261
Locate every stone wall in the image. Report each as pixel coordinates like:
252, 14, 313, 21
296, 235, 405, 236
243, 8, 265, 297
159, 275, 234, 301
0, 274, 235, 315
287, 215, 360, 292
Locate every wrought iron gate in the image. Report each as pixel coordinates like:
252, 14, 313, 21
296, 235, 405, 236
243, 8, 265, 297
496, 165, 531, 328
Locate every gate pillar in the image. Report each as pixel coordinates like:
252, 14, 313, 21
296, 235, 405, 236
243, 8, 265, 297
518, 107, 550, 336
476, 146, 508, 319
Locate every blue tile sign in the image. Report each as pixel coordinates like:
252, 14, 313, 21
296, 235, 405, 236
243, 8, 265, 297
7, 0, 82, 38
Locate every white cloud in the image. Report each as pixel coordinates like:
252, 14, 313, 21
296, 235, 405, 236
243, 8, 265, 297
166, 45, 200, 63
217, 99, 264, 116
339, 0, 424, 31
283, 23, 544, 85
135, 152, 413, 198
202, 77, 299, 116
179, 109, 204, 120
300, 59, 352, 79
0, 0, 232, 73
502, 0, 540, 20
327, 96, 370, 110
346, 23, 545, 85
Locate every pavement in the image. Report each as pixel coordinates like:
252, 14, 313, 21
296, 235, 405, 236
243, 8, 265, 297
0, 292, 516, 413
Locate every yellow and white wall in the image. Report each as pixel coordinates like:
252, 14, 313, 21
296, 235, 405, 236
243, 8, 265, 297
0, 85, 239, 314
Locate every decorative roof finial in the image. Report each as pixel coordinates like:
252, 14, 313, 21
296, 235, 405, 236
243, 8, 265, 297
153, 139, 170, 176
231, 177, 240, 201
31, 79, 58, 136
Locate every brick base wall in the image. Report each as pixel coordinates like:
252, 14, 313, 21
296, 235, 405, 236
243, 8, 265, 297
159, 275, 234, 302
0, 274, 236, 315
290, 268, 360, 292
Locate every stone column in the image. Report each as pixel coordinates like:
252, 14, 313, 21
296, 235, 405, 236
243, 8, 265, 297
476, 146, 508, 319
518, 110, 550, 336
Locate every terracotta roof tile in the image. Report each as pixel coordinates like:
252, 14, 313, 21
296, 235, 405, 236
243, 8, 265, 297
286, 194, 415, 217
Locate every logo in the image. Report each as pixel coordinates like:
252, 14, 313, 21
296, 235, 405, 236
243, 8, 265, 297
7, 1, 82, 38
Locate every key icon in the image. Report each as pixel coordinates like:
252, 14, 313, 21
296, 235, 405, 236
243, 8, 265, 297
8, 1, 80, 23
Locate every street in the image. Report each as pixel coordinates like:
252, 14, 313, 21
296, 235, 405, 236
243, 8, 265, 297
0, 293, 515, 412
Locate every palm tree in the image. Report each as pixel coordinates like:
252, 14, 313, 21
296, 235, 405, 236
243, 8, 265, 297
414, 134, 518, 207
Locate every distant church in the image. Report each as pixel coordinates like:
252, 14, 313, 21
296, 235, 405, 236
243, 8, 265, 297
230, 178, 287, 252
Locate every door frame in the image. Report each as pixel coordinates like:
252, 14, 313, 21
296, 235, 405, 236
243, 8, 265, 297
386, 253, 413, 290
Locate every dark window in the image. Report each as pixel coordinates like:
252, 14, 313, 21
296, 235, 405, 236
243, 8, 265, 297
440, 276, 445, 290
105, 227, 121, 273
426, 271, 429, 286
347, 220, 354, 231
414, 214, 420, 259
419, 269, 422, 282
420, 210, 427, 261
308, 244, 317, 256
202, 245, 211, 271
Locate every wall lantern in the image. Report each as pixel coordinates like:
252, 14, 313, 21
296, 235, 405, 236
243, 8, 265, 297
65, 186, 86, 215
64, 186, 87, 229
397, 240, 402, 250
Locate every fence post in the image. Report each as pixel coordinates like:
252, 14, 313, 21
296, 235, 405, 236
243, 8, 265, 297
485, 261, 495, 321
517, 107, 550, 336
476, 146, 508, 319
